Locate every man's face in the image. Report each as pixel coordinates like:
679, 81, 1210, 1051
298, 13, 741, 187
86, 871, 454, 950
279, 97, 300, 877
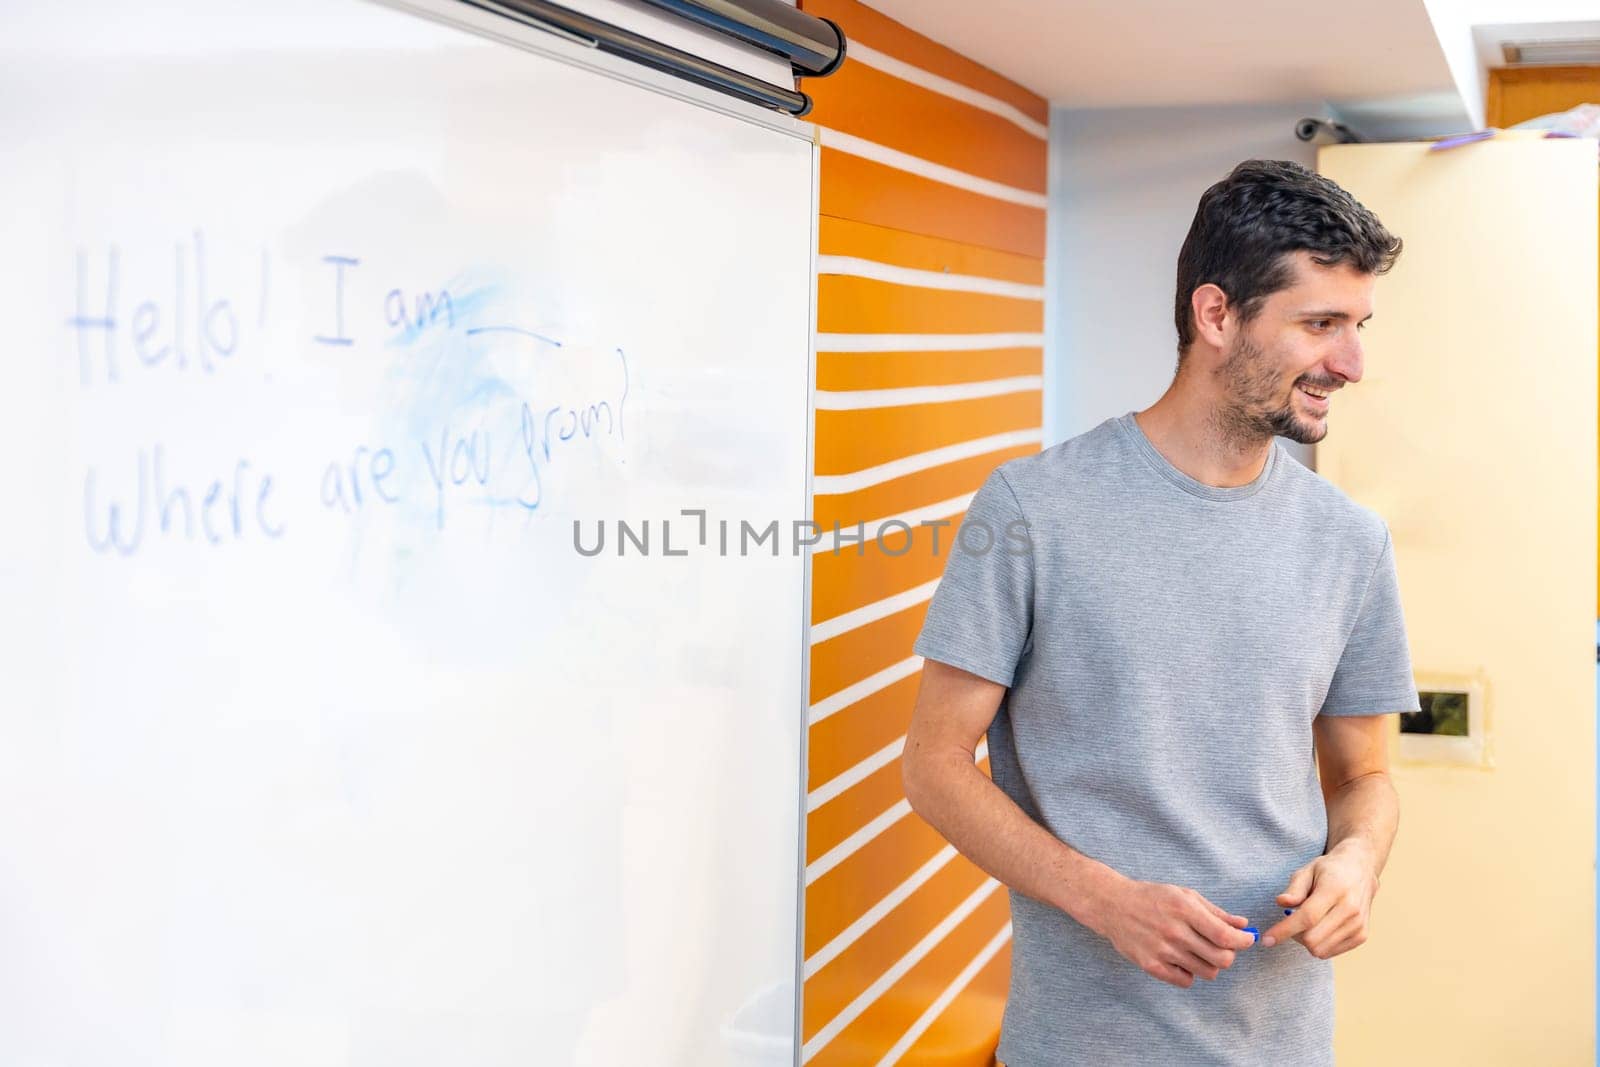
1215, 251, 1375, 446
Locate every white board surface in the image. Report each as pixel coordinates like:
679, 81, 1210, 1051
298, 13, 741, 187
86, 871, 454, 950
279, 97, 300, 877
0, 2, 814, 1064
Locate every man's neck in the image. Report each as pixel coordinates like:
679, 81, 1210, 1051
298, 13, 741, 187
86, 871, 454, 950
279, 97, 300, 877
1133, 391, 1274, 489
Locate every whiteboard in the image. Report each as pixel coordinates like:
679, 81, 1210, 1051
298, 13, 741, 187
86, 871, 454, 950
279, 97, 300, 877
0, 2, 814, 1064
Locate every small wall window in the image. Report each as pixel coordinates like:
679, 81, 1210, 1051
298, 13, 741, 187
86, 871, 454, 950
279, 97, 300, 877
1401, 691, 1469, 737
1395, 675, 1489, 768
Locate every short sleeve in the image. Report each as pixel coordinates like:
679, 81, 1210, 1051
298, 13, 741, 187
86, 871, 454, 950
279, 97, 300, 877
912, 468, 1034, 687
1318, 527, 1422, 717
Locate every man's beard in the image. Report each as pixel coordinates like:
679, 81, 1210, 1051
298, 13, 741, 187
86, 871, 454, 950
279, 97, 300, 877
1212, 330, 1327, 446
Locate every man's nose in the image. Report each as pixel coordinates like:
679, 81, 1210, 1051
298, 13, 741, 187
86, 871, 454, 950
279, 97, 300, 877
1328, 335, 1364, 384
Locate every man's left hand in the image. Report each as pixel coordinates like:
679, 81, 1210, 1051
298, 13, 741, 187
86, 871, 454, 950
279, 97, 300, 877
1260, 844, 1379, 958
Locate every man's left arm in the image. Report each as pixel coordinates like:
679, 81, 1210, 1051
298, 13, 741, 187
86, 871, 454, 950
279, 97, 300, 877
1259, 713, 1398, 955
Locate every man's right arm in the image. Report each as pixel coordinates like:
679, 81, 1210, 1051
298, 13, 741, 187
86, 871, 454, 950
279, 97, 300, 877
901, 659, 1120, 926
901, 658, 1257, 988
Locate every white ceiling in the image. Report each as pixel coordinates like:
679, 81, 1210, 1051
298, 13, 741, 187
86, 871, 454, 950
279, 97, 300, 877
864, 0, 1459, 110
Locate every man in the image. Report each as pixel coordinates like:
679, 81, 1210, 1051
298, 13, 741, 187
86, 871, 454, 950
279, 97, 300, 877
902, 158, 1419, 1065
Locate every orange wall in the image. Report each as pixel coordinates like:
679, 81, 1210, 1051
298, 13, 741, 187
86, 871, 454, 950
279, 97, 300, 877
799, 2, 1046, 1062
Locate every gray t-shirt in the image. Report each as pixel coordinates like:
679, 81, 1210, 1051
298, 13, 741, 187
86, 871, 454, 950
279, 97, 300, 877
913, 411, 1419, 1066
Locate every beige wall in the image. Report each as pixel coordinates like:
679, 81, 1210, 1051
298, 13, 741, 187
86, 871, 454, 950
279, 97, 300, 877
1317, 135, 1596, 1063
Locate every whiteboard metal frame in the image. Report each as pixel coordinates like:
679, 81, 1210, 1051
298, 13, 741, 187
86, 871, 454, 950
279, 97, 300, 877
791, 129, 820, 1066
376, 0, 817, 141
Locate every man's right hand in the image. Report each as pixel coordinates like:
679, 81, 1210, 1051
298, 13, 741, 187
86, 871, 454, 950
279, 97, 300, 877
1085, 878, 1258, 988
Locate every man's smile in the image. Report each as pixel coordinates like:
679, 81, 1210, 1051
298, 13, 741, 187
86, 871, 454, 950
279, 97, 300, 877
1296, 380, 1337, 411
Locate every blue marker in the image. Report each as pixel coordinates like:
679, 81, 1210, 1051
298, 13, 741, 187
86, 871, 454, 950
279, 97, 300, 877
1243, 912, 1293, 945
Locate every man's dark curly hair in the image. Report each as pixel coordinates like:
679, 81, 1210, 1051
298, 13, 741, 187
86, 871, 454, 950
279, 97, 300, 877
1173, 159, 1402, 359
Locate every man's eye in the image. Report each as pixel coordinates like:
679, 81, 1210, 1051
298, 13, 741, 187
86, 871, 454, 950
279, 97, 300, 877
1357, 321, 1367, 331
1310, 320, 1330, 330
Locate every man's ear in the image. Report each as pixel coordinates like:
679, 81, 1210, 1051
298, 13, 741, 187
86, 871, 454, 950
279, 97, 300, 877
1189, 282, 1233, 350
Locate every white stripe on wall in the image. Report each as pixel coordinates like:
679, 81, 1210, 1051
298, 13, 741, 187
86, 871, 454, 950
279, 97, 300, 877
817, 255, 1045, 301
809, 655, 922, 725
821, 128, 1049, 210
806, 799, 910, 886
851, 41, 1049, 139
811, 493, 972, 554
804, 742, 989, 887
875, 922, 1015, 1067
803, 844, 957, 980
802, 879, 1005, 1062
813, 429, 1043, 496
848, 42, 1048, 140
810, 578, 941, 645
816, 331, 1044, 353
808, 735, 905, 812
815, 376, 1042, 410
